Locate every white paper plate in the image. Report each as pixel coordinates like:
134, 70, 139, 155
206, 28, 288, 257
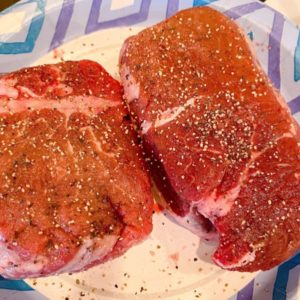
0, 0, 299, 299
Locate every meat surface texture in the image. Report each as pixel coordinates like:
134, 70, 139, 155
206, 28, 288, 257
120, 7, 300, 272
0, 60, 153, 279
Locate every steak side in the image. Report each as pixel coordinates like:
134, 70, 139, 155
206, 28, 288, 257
119, 7, 300, 271
0, 60, 153, 278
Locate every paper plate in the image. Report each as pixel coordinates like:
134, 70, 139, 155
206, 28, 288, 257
0, 0, 299, 299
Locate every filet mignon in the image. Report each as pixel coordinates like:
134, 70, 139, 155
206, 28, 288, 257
0, 60, 153, 278
119, 7, 300, 272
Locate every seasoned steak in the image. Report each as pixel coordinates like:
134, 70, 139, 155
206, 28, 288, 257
119, 7, 300, 271
0, 60, 153, 279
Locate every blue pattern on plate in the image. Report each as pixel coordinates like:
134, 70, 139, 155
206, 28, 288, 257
0, 0, 45, 54
248, 31, 254, 40
0, 276, 33, 291
295, 32, 300, 82
193, 0, 218, 6
273, 253, 300, 300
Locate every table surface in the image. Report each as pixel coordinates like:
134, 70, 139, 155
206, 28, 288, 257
0, 0, 18, 12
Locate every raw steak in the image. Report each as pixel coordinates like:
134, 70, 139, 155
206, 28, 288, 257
0, 60, 153, 279
119, 7, 300, 271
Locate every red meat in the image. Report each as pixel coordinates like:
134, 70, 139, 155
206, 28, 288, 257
0, 60, 153, 278
119, 7, 300, 271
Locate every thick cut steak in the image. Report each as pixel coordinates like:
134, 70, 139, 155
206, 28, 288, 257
120, 7, 300, 271
0, 60, 153, 278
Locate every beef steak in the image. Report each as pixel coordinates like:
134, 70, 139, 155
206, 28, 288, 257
0, 60, 153, 278
119, 7, 300, 271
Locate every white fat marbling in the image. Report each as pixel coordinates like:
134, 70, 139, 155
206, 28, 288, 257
0, 96, 120, 119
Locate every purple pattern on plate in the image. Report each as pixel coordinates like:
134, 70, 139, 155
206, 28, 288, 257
224, 2, 263, 20
85, 0, 151, 34
289, 95, 300, 115
237, 280, 254, 300
166, 0, 179, 18
268, 13, 285, 90
49, 0, 75, 50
